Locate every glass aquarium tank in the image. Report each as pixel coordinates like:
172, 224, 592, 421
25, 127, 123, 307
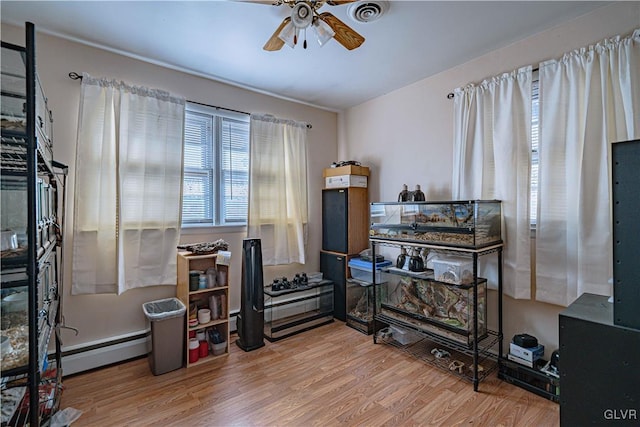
379, 274, 487, 346
370, 200, 502, 248
346, 279, 387, 335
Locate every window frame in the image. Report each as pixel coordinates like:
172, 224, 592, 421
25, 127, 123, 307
181, 102, 249, 232
530, 70, 539, 234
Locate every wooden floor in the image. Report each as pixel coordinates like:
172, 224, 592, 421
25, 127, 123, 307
61, 322, 559, 426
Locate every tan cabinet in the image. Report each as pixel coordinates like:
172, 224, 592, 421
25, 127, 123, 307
177, 252, 230, 367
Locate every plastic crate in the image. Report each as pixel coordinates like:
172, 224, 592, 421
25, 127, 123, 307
348, 258, 392, 283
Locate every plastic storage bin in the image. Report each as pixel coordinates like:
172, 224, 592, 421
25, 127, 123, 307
143, 297, 186, 375
390, 324, 421, 345
348, 258, 392, 283
432, 255, 474, 285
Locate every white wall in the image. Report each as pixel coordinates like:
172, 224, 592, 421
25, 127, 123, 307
1, 24, 338, 355
340, 2, 640, 356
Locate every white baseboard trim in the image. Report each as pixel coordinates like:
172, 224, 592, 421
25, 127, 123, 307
62, 310, 240, 376
61, 331, 149, 376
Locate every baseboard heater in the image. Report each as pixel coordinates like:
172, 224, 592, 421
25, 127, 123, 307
62, 311, 239, 376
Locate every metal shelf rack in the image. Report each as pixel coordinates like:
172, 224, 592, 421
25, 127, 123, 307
370, 237, 504, 392
1, 23, 67, 426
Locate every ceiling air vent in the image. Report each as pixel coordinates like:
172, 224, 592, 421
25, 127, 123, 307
347, 1, 388, 24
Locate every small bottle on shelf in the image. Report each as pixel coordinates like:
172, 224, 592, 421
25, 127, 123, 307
206, 267, 217, 288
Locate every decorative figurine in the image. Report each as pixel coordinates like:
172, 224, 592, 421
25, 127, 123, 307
412, 184, 426, 201
398, 184, 410, 202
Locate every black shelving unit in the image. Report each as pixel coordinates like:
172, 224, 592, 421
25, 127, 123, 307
1, 23, 67, 426
371, 239, 503, 391
367, 201, 504, 391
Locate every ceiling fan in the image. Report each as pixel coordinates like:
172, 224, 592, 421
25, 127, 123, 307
262, 0, 365, 51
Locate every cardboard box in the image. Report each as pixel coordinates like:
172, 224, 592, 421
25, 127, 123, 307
325, 175, 368, 188
323, 165, 370, 178
510, 342, 544, 362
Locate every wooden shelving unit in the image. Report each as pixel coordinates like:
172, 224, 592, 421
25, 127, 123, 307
176, 252, 230, 367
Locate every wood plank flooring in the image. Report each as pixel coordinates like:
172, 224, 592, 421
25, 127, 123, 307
60, 322, 559, 426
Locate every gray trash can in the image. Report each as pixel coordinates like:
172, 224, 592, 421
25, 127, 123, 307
143, 297, 186, 375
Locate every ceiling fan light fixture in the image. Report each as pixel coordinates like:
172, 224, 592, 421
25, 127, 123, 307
291, 1, 314, 28
278, 21, 299, 48
313, 18, 335, 46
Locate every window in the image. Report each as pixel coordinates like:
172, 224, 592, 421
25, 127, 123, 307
182, 103, 249, 227
530, 71, 539, 229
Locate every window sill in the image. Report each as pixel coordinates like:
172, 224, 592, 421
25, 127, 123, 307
180, 224, 247, 235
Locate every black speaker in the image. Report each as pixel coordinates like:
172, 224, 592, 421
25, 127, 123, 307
322, 189, 348, 253
236, 238, 265, 352
612, 139, 640, 330
320, 251, 347, 321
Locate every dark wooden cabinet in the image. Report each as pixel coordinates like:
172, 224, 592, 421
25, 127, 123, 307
321, 186, 369, 321
322, 187, 369, 254
320, 251, 350, 321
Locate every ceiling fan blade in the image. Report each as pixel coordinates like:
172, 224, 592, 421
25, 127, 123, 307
319, 12, 364, 50
325, 0, 357, 5
233, 0, 281, 5
263, 17, 291, 51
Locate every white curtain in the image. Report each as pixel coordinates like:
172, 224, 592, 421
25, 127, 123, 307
452, 66, 532, 299
536, 30, 640, 306
248, 114, 309, 265
72, 74, 185, 294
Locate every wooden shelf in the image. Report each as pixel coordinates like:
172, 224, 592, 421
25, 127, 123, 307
177, 252, 230, 368
188, 317, 228, 331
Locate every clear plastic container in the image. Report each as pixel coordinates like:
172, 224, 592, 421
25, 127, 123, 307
432, 255, 474, 285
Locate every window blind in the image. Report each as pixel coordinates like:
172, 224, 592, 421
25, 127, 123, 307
182, 104, 249, 226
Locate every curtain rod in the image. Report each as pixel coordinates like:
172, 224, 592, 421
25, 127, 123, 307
68, 72, 312, 129
447, 66, 540, 100
189, 100, 312, 129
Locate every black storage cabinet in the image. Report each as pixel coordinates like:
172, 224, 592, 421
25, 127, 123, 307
612, 138, 640, 330
559, 293, 640, 426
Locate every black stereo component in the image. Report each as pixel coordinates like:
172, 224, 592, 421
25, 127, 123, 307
513, 333, 538, 348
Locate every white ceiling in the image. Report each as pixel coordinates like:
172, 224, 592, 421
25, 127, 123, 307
1, 1, 611, 111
